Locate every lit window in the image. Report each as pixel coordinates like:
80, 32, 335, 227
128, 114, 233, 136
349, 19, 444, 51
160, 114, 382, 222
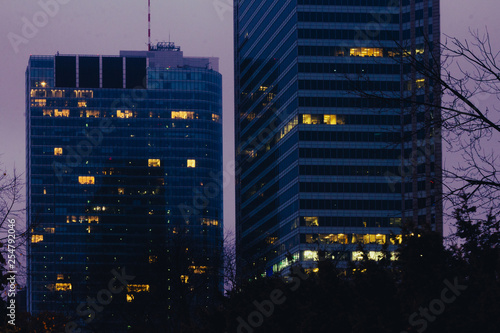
302, 114, 312, 124
85, 110, 99, 118
302, 114, 321, 124
54, 109, 70, 117
323, 114, 337, 125
55, 283, 72, 291
44, 227, 55, 234
352, 251, 364, 261
416, 79, 425, 89
180, 275, 189, 284
127, 284, 150, 293
117, 110, 134, 118
305, 235, 315, 243
187, 159, 196, 168
57, 274, 64, 280
54, 148, 63, 156
75, 90, 94, 98
118, 188, 125, 195
31, 235, 43, 243
78, 176, 95, 185
304, 217, 319, 226
189, 266, 208, 274
78, 101, 87, 108
336, 233, 349, 244
148, 255, 157, 263
259, 86, 268, 91
358, 234, 387, 244
266, 236, 277, 244
202, 218, 218, 226
33, 99, 46, 107
350, 47, 383, 57
389, 217, 402, 226
333, 48, 345, 56
245, 149, 257, 158
303, 250, 318, 261
171, 111, 195, 119
352, 251, 384, 261
43, 188, 47, 195
376, 234, 386, 244
88, 216, 99, 224
148, 159, 161, 167
367, 251, 384, 261
31, 89, 46, 98
212, 114, 220, 122
126, 294, 134, 302
279, 115, 299, 141
43, 109, 53, 117
362, 234, 373, 244
390, 234, 403, 245
50, 90, 64, 98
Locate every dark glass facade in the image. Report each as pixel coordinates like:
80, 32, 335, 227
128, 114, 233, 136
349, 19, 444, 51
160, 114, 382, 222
235, 0, 442, 277
26, 46, 222, 330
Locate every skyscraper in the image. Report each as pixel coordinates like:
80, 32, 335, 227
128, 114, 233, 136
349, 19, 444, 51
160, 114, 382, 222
26, 43, 223, 330
234, 0, 442, 277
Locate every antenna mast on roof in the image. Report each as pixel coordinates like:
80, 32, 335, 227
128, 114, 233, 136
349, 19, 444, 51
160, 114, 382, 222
148, 0, 151, 51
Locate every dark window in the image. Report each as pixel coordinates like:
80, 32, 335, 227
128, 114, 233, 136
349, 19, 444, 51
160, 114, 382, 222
79, 56, 99, 88
55, 56, 76, 88
102, 57, 123, 89
126, 57, 147, 89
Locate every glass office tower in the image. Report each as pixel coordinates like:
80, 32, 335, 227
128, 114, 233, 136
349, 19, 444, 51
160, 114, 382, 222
26, 43, 222, 330
235, 0, 442, 277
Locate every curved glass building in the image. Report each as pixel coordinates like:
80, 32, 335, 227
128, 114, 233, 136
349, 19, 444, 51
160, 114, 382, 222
26, 43, 223, 331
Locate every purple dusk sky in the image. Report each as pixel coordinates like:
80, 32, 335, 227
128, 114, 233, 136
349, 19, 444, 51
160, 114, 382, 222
0, 0, 498, 235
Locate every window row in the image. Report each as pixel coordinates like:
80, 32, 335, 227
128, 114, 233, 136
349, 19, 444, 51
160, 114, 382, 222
299, 216, 402, 228
299, 130, 401, 143
300, 181, 398, 194
300, 198, 402, 211
299, 46, 400, 58
36, 108, 221, 121
298, 29, 399, 41
303, 233, 402, 245
30, 89, 93, 99
299, 164, 400, 177
299, 96, 400, 109
298, 11, 399, 24
297, 0, 400, 7
299, 147, 400, 160
299, 62, 402, 75
299, 79, 400, 92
